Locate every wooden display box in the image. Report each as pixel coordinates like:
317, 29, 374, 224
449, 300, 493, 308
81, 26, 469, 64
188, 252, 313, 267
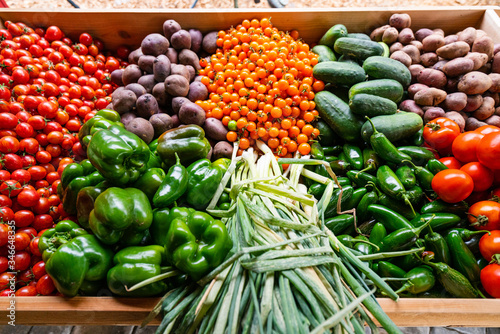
0, 6, 500, 328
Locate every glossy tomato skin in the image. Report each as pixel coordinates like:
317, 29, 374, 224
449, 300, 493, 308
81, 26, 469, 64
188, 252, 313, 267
477, 132, 500, 170
481, 263, 500, 298
424, 117, 461, 151
431, 169, 474, 203
439, 157, 462, 169
468, 201, 500, 231
475, 125, 500, 136
480, 230, 500, 261
460, 162, 494, 192
452, 131, 484, 163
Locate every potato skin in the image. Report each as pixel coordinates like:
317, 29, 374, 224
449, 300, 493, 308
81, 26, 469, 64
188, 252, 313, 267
125, 117, 155, 144
445, 111, 466, 131
120, 112, 136, 127
110, 69, 124, 86
398, 28, 415, 44
125, 83, 147, 98
402, 45, 420, 64
164, 75, 190, 97
417, 68, 447, 89
128, 48, 143, 64
472, 35, 494, 61
442, 57, 474, 77
423, 107, 446, 123
442, 92, 467, 111
444, 34, 458, 45
153, 55, 171, 82
422, 34, 445, 52
432, 60, 448, 72
141, 33, 170, 57
390, 51, 412, 67
149, 113, 173, 138
466, 117, 487, 131
166, 48, 178, 64
136, 93, 159, 119
122, 64, 143, 86
420, 52, 438, 67
485, 115, 500, 127
389, 13, 411, 30
414, 88, 447, 106
112, 89, 137, 114
189, 29, 203, 53
465, 52, 489, 71
137, 75, 156, 94
171, 30, 192, 50
188, 81, 209, 102
410, 40, 423, 52
152, 82, 170, 108
185, 65, 196, 82
178, 101, 206, 126
408, 83, 429, 99
163, 19, 181, 40
489, 73, 500, 93
457, 27, 477, 46
212, 141, 233, 160
204, 118, 228, 141
172, 97, 190, 115
382, 27, 399, 44
415, 28, 434, 42
436, 41, 470, 59
457, 71, 493, 95
202, 31, 218, 54
170, 64, 190, 81
409, 64, 425, 83
399, 99, 424, 117
389, 42, 404, 53
472, 96, 496, 120
463, 94, 484, 112
179, 49, 201, 71
138, 55, 156, 74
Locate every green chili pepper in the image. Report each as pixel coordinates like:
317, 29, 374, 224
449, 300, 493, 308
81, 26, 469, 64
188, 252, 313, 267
325, 214, 355, 235
357, 190, 379, 223
347, 170, 378, 188
324, 185, 354, 218
477, 257, 489, 270
450, 228, 488, 241
377, 261, 406, 290
426, 159, 448, 175
342, 144, 364, 170
362, 148, 380, 173
395, 165, 416, 189
353, 235, 374, 267
393, 247, 425, 272
369, 222, 386, 245
395, 266, 435, 295
337, 234, 356, 248
424, 223, 451, 265
423, 254, 478, 298
397, 146, 435, 166
405, 186, 424, 207
365, 117, 411, 164
378, 219, 429, 252
367, 204, 412, 232
153, 154, 188, 208
341, 187, 367, 212
377, 192, 417, 220
323, 145, 343, 156
403, 160, 434, 192
308, 183, 327, 199
310, 142, 325, 160
410, 127, 424, 146
464, 234, 481, 258
420, 200, 469, 215
376, 165, 414, 212
445, 229, 481, 284
329, 159, 351, 175
410, 213, 461, 233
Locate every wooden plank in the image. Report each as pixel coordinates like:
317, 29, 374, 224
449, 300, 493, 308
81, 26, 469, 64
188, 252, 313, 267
0, 6, 493, 50
1, 297, 500, 327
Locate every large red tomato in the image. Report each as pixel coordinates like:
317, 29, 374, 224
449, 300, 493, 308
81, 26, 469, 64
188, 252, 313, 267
479, 230, 500, 261
468, 201, 500, 231
477, 132, 500, 170
431, 169, 474, 203
460, 162, 494, 192
452, 131, 484, 163
424, 117, 461, 151
481, 262, 500, 298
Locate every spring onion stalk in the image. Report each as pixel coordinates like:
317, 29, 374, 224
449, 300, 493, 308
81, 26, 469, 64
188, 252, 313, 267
149, 143, 404, 334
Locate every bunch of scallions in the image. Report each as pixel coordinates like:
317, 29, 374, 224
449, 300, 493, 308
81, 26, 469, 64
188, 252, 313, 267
142, 141, 407, 334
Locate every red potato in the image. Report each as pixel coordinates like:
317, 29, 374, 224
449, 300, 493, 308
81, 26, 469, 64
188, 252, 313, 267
390, 51, 412, 67
436, 41, 470, 59
442, 57, 474, 77
489, 73, 500, 93
472, 96, 496, 120
442, 92, 467, 111
420, 52, 439, 67
458, 27, 477, 46
409, 64, 425, 83
402, 45, 420, 64
399, 99, 424, 117
492, 53, 500, 74
422, 34, 445, 52
423, 107, 446, 123
417, 68, 447, 89
398, 28, 415, 44
389, 42, 404, 53
463, 94, 484, 112
382, 27, 399, 44
444, 35, 458, 45
414, 88, 447, 106
408, 83, 429, 99
465, 52, 489, 71
472, 35, 494, 61
458, 71, 493, 95
415, 28, 434, 42
445, 111, 466, 132
389, 13, 412, 30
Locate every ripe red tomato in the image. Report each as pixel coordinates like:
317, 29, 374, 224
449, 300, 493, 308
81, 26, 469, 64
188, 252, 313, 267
36, 274, 56, 295
432, 169, 474, 203
0, 256, 7, 272
439, 157, 462, 170
0, 272, 15, 290
481, 263, 500, 298
468, 201, 500, 231
14, 250, 30, 271
15, 285, 37, 296
475, 125, 500, 136
477, 132, 500, 170
460, 162, 494, 192
14, 210, 35, 228
479, 230, 500, 261
30, 237, 42, 257
0, 180, 22, 197
424, 117, 461, 151
17, 188, 40, 207
14, 232, 30, 251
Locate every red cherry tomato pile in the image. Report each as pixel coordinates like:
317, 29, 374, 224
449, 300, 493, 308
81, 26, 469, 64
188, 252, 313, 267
0, 21, 127, 296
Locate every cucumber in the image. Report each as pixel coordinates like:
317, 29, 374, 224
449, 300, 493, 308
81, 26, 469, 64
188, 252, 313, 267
314, 119, 339, 146
379, 42, 390, 57
347, 33, 371, 41
360, 112, 423, 143
312, 61, 366, 87
334, 37, 384, 61
363, 56, 412, 87
348, 79, 404, 103
319, 24, 348, 48
337, 55, 359, 65
349, 94, 398, 117
311, 45, 336, 63
315, 91, 364, 143
324, 84, 350, 104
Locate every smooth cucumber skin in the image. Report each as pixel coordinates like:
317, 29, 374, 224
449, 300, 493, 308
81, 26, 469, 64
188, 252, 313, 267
315, 91, 364, 143
363, 56, 412, 87
349, 94, 398, 117
348, 79, 404, 103
312, 61, 366, 86
334, 37, 384, 61
347, 33, 371, 40
319, 24, 348, 48
312, 45, 336, 63
360, 112, 423, 143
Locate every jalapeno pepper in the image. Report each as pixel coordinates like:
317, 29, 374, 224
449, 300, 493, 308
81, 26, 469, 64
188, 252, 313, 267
365, 117, 411, 164
395, 266, 435, 295
369, 222, 387, 245
420, 200, 469, 215
395, 165, 416, 189
426, 159, 448, 175
378, 220, 429, 252
410, 213, 461, 233
404, 160, 434, 193
324, 185, 354, 218
424, 224, 451, 265
410, 127, 424, 146
357, 190, 379, 223
341, 187, 367, 212
397, 146, 434, 166
325, 214, 354, 235
376, 165, 413, 212
329, 159, 351, 175
347, 170, 378, 188
323, 145, 343, 156
377, 261, 406, 290
377, 192, 417, 220
405, 186, 424, 207
362, 148, 380, 173
342, 144, 364, 170
367, 204, 412, 232
308, 183, 327, 199
445, 229, 481, 283
310, 142, 325, 160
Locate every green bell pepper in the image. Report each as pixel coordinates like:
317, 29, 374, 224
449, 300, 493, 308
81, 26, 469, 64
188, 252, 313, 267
89, 187, 153, 246
107, 245, 170, 297
87, 124, 151, 186
132, 168, 166, 203
78, 109, 122, 150
76, 182, 109, 229
165, 210, 232, 280
156, 125, 211, 168
150, 206, 195, 246
185, 158, 230, 210
58, 159, 105, 216
39, 220, 113, 297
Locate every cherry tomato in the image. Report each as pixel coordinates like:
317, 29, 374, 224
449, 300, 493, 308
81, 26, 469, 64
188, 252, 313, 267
11, 169, 31, 185
14, 210, 35, 228
17, 227, 37, 239
0, 224, 11, 247
477, 132, 500, 170
0, 180, 22, 197
17, 188, 40, 207
0, 272, 15, 290
14, 250, 30, 271
15, 285, 37, 296
2, 153, 23, 171
31, 214, 53, 231
36, 274, 56, 295
0, 207, 14, 225
17, 269, 34, 287
479, 230, 500, 261
481, 263, 500, 298
30, 237, 42, 257
423, 117, 461, 151
0, 256, 7, 272
431, 169, 474, 203
0, 195, 12, 207
468, 201, 500, 231
0, 136, 19, 153
14, 232, 30, 251
439, 157, 462, 169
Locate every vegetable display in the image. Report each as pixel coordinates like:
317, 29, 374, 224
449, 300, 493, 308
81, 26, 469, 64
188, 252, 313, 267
2, 9, 500, 334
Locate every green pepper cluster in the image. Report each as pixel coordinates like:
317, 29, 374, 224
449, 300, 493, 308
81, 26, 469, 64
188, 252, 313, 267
310, 118, 486, 298
42, 116, 233, 297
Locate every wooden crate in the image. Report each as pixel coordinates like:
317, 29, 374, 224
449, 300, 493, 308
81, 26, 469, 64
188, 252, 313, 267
0, 6, 500, 327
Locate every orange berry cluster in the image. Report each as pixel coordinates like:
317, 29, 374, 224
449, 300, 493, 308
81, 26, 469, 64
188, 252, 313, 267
196, 18, 325, 157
